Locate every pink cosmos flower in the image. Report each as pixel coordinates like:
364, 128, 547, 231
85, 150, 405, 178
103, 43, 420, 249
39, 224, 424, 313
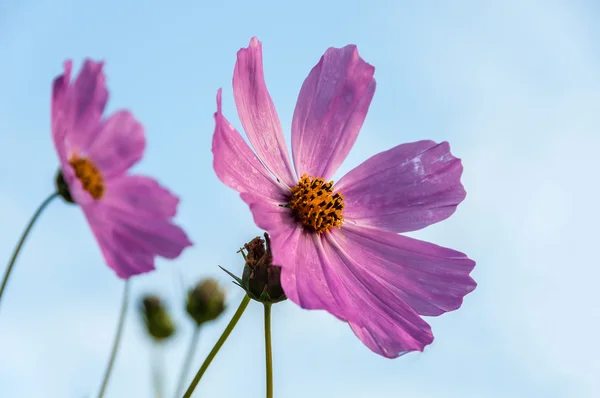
52, 59, 192, 278
213, 38, 476, 358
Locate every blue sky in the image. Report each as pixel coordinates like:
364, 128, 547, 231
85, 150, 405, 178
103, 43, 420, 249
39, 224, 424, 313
1, 0, 599, 397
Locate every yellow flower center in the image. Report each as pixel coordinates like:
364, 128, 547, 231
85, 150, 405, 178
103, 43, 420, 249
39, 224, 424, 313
288, 174, 344, 234
69, 155, 105, 200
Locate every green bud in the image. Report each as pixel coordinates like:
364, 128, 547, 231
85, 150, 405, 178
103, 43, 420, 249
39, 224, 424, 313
140, 295, 175, 341
241, 233, 286, 304
185, 278, 226, 327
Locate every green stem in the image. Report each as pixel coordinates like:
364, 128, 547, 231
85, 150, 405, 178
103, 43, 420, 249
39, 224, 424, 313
97, 281, 131, 398
0, 192, 59, 308
264, 304, 273, 398
182, 295, 251, 398
174, 327, 201, 398
152, 343, 165, 398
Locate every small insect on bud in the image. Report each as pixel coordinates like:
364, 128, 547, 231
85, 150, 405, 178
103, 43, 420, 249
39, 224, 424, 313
140, 295, 176, 341
185, 278, 226, 327
240, 233, 286, 304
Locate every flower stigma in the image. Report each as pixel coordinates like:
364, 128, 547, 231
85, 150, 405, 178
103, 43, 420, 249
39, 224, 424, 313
69, 155, 105, 199
288, 174, 344, 233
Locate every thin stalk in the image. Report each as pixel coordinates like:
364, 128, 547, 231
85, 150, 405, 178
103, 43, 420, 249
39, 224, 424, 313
182, 295, 251, 398
152, 343, 165, 398
264, 304, 273, 398
0, 192, 59, 308
97, 281, 131, 398
174, 327, 201, 398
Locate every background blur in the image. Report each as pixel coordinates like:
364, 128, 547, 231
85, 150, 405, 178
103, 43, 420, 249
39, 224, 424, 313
1, 1, 598, 397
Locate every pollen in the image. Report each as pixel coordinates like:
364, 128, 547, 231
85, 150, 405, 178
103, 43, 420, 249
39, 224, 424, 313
69, 155, 105, 200
288, 174, 344, 234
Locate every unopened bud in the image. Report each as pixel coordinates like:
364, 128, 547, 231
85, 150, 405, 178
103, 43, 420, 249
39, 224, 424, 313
241, 233, 286, 304
140, 295, 175, 341
186, 278, 226, 327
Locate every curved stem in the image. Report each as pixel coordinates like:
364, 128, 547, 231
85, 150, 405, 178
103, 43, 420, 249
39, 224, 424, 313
182, 294, 251, 398
97, 281, 131, 398
174, 327, 201, 398
0, 192, 59, 308
264, 304, 273, 398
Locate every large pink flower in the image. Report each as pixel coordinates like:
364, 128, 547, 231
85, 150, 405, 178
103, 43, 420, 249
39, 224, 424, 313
213, 38, 476, 358
52, 59, 192, 278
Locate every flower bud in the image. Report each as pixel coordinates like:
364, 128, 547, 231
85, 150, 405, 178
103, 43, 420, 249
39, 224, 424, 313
140, 295, 176, 341
241, 233, 286, 304
185, 278, 226, 327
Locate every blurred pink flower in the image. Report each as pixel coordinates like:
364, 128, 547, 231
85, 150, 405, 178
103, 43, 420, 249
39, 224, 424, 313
52, 59, 192, 278
213, 38, 476, 357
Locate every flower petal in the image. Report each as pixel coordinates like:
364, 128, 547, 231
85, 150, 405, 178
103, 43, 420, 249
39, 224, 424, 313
87, 110, 146, 178
233, 37, 296, 186
238, 195, 473, 358
51, 60, 143, 179
239, 193, 349, 320
69, 59, 109, 147
279, 231, 353, 321
82, 175, 193, 278
213, 89, 289, 203
239, 192, 296, 232
53, 59, 109, 156
51, 60, 73, 163
322, 230, 435, 357
86, 210, 155, 278
103, 175, 181, 218
291, 45, 376, 180
333, 224, 476, 318
335, 141, 467, 233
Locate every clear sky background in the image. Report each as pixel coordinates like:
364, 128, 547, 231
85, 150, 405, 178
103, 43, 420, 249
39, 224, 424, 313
0, 1, 598, 397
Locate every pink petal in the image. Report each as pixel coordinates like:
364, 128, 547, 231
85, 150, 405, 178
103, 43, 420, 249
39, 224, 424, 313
103, 175, 180, 218
51, 60, 72, 124
233, 37, 296, 186
53, 59, 109, 156
102, 175, 192, 259
212, 89, 289, 203
110, 210, 191, 260
333, 224, 476, 318
87, 210, 156, 278
239, 192, 295, 232
87, 110, 146, 178
239, 193, 349, 321
82, 175, 193, 279
322, 230, 435, 357
348, 320, 430, 358
51, 60, 143, 179
335, 141, 467, 233
69, 59, 109, 150
291, 45, 376, 180
51, 60, 73, 163
279, 231, 353, 321
238, 196, 474, 358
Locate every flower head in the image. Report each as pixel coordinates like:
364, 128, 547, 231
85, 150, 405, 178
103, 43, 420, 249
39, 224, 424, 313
140, 295, 176, 341
240, 233, 286, 304
51, 59, 192, 278
186, 278, 226, 326
212, 38, 477, 358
